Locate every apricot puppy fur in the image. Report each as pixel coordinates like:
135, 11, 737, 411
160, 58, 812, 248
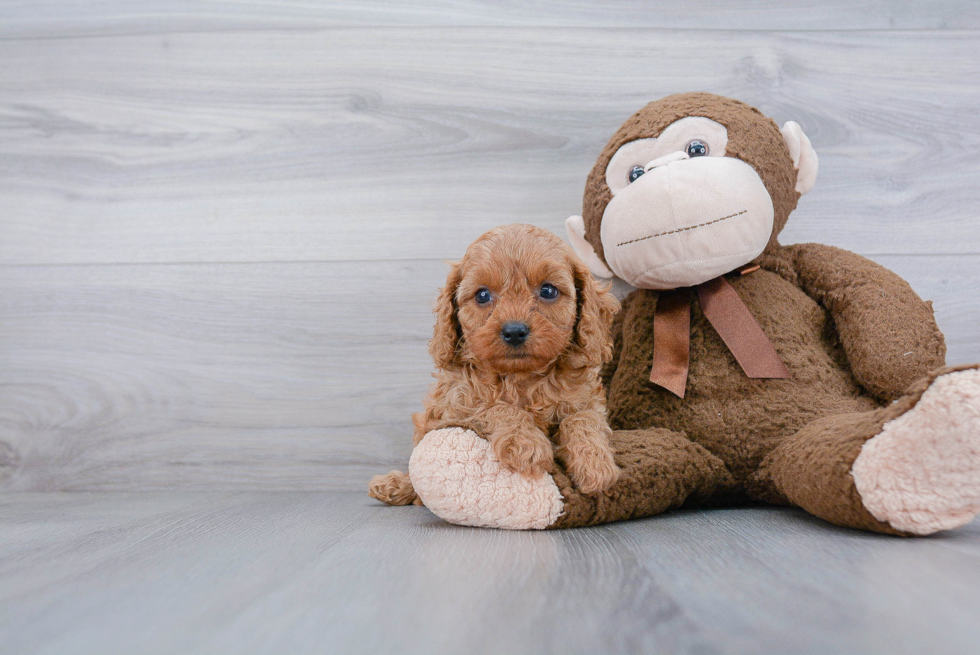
369, 224, 621, 505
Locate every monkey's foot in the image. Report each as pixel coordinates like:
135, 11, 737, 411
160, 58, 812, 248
853, 368, 980, 535
409, 427, 564, 530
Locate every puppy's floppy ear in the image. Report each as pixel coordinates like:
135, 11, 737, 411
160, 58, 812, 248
570, 254, 621, 369
429, 260, 463, 369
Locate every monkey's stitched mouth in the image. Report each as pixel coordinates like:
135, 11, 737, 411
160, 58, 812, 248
617, 209, 748, 247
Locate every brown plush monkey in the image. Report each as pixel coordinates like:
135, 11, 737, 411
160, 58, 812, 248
408, 93, 980, 534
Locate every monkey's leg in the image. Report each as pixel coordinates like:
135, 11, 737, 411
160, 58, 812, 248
549, 427, 734, 528
409, 426, 733, 530
758, 365, 980, 535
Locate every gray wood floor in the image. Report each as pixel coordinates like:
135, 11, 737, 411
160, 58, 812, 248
2, 3, 980, 653
1, 493, 978, 655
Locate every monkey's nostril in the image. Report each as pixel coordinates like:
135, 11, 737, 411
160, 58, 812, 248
500, 322, 530, 347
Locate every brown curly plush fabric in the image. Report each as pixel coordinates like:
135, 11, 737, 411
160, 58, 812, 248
549, 93, 961, 534
562, 257, 949, 533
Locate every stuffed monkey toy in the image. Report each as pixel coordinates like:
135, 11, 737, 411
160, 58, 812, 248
408, 92, 980, 535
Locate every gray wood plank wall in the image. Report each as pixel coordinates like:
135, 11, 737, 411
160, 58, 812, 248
2, 1, 979, 491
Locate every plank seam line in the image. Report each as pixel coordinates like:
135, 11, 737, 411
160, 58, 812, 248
0, 252, 977, 270
1, 27, 979, 43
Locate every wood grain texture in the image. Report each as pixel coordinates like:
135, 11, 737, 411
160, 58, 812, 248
1, 254, 976, 491
0, 260, 437, 491
1, 492, 978, 654
2, 0, 978, 36
1, 29, 979, 265
2, 4, 979, 492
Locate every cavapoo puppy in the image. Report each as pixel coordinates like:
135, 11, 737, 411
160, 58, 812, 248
369, 224, 621, 506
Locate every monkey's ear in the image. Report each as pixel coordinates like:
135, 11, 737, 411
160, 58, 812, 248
565, 215, 614, 279
780, 121, 819, 196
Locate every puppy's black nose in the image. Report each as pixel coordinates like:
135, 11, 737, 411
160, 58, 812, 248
501, 322, 530, 347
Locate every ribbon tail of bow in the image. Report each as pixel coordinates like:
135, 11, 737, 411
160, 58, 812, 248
649, 275, 790, 398
649, 287, 692, 398
696, 276, 790, 380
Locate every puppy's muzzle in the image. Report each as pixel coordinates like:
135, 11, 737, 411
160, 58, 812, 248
501, 322, 530, 347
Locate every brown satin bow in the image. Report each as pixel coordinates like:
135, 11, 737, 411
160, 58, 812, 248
650, 270, 790, 398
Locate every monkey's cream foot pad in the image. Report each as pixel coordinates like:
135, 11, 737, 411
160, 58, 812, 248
409, 427, 564, 530
853, 369, 980, 535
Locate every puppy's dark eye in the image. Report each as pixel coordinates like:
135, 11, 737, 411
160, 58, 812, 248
628, 165, 645, 184
475, 289, 492, 305
686, 140, 708, 157
539, 284, 559, 301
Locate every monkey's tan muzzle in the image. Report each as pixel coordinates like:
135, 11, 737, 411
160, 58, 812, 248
600, 156, 774, 290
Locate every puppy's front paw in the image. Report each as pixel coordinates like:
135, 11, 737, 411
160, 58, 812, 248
368, 470, 418, 506
492, 430, 554, 478
563, 443, 621, 494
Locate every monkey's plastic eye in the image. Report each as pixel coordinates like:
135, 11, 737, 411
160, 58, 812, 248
686, 140, 708, 157
628, 165, 645, 184
475, 289, 492, 305
539, 284, 559, 301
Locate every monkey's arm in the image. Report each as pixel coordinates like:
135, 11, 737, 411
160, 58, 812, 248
783, 243, 946, 402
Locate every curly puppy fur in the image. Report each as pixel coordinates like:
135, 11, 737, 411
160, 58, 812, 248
369, 224, 622, 505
